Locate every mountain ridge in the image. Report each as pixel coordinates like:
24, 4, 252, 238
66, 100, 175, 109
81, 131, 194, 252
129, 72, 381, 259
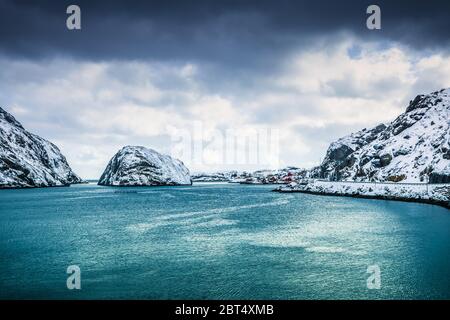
310, 88, 450, 183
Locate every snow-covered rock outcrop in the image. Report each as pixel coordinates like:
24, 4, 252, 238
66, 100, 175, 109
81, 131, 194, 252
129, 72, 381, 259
313, 89, 450, 183
98, 146, 191, 186
0, 107, 83, 188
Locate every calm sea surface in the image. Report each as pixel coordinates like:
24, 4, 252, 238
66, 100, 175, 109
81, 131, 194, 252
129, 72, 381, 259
0, 183, 449, 299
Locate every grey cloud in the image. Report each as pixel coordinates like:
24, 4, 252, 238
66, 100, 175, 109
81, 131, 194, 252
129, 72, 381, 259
1, 0, 449, 103
1, 0, 449, 65
323, 74, 408, 99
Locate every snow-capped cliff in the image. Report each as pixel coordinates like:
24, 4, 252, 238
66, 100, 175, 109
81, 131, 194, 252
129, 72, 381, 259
313, 88, 450, 183
98, 146, 191, 186
0, 107, 83, 188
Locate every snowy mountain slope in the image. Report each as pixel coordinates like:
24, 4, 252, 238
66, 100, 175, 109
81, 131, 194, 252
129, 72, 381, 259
98, 146, 192, 186
0, 107, 83, 188
313, 88, 450, 183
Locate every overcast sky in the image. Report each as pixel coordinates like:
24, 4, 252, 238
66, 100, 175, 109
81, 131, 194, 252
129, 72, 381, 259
1, 0, 450, 178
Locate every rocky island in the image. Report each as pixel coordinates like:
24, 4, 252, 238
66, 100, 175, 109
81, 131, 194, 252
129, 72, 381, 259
98, 146, 191, 186
0, 107, 82, 188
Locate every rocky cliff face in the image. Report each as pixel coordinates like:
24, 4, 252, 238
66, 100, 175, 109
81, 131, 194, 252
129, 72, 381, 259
0, 107, 83, 188
313, 88, 450, 183
98, 146, 191, 186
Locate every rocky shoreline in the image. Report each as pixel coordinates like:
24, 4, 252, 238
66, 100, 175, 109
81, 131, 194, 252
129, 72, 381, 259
274, 181, 450, 210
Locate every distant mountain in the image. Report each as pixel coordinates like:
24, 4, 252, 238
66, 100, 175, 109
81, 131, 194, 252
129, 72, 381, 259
311, 88, 450, 183
98, 146, 191, 186
192, 167, 307, 184
0, 107, 82, 188
191, 171, 239, 182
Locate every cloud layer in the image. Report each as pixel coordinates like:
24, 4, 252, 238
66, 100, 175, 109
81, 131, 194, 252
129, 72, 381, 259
1, 0, 450, 61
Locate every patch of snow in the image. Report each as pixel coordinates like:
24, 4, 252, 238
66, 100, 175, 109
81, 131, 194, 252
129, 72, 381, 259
277, 180, 450, 206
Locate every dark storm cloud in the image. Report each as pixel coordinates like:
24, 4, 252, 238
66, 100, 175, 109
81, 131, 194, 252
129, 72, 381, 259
0, 0, 449, 66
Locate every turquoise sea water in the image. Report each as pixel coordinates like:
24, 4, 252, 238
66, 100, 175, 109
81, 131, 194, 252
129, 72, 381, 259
0, 183, 449, 299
